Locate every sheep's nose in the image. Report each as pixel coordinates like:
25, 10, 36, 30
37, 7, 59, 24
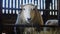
27, 18, 31, 21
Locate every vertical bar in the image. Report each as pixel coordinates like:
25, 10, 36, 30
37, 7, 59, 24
11, 0, 13, 14
15, 0, 16, 14
51, 0, 52, 15
4, 0, 6, 14
6, 0, 8, 8
8, 0, 10, 14
13, 0, 17, 14
40, 0, 41, 14
55, 11, 57, 15
52, 0, 54, 15
18, 0, 20, 9
10, 0, 12, 8
23, 0, 25, 5
44, 0, 45, 9
41, 0, 43, 9
42, 0, 44, 15
36, 0, 38, 7
56, 0, 58, 15
35, 0, 37, 6
53, 11, 54, 15
54, 0, 55, 15
24, 0, 26, 4
28, 0, 29, 4
52, 0, 54, 10
13, 0, 15, 8
18, 0, 20, 14
20, 0, 22, 8
25, 0, 26, 4
9, 10, 11, 14
21, 0, 23, 4
38, 0, 40, 9
54, 0, 55, 10
32, 0, 34, 4
13, 10, 15, 14
31, 0, 32, 4
6, 9, 8, 14
51, 0, 53, 15
50, 11, 51, 15
56, 0, 58, 10
2, 9, 5, 14
18, 0, 20, 8
2, 0, 5, 14
16, 10, 18, 14
2, 0, 5, 8
16, 0, 18, 8
55, 0, 57, 15
16, 0, 18, 14
34, 0, 35, 5
26, 0, 28, 4
40, 0, 41, 9
20, 0, 22, 14
42, 0, 44, 9
29, 0, 32, 4
55, 0, 57, 10
9, 0, 12, 14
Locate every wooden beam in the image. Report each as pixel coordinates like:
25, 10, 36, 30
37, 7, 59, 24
58, 0, 60, 25
0, 0, 3, 33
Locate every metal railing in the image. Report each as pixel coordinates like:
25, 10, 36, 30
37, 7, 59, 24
2, 0, 58, 15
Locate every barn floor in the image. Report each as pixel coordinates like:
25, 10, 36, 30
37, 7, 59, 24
1, 30, 60, 34
1, 27, 60, 34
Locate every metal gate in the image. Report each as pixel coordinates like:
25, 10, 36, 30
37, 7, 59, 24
1, 0, 59, 34
2, 0, 58, 15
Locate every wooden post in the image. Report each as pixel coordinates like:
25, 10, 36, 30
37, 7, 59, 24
0, 0, 3, 33
58, 0, 60, 25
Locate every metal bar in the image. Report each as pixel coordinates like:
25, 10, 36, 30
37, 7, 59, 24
34, 0, 35, 5
8, 0, 10, 14
17, 0, 20, 14
4, 0, 6, 14
21, 0, 23, 4
2, 8, 58, 11
15, 0, 16, 14
50, 0, 52, 15
18, 0, 20, 9
42, 0, 44, 9
11, 0, 13, 14
40, 0, 41, 9
54, 0, 55, 15
3, 24, 60, 27
28, 0, 29, 4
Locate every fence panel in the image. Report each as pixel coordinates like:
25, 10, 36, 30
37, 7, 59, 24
2, 0, 58, 15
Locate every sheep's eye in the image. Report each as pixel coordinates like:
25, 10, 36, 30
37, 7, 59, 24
21, 8, 25, 11
23, 8, 25, 10
33, 8, 35, 10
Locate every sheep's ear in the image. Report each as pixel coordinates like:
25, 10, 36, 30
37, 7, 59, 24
20, 4, 24, 9
35, 5, 37, 8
